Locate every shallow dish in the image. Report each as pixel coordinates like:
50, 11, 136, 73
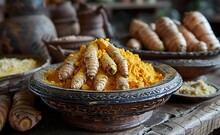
0, 55, 50, 94
172, 83, 220, 103
44, 35, 95, 50
112, 35, 220, 59
28, 61, 182, 132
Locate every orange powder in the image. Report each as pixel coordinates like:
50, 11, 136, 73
45, 39, 163, 91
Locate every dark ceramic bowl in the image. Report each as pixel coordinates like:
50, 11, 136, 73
28, 61, 182, 132
172, 83, 220, 103
0, 55, 50, 94
156, 55, 220, 80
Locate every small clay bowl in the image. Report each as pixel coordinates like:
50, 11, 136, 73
28, 61, 182, 132
0, 55, 50, 94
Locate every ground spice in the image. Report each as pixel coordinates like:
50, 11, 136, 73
44, 39, 163, 91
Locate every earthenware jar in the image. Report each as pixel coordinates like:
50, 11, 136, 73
77, 3, 112, 38
0, 0, 57, 58
51, 1, 80, 37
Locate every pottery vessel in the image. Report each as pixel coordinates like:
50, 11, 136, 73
0, 0, 57, 58
77, 3, 112, 38
28, 62, 182, 132
51, 1, 80, 37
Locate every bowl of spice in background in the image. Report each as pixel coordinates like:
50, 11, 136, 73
28, 38, 182, 132
0, 55, 50, 94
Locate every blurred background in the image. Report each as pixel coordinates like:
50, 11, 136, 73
0, 0, 220, 36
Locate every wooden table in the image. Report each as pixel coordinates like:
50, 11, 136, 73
2, 70, 220, 135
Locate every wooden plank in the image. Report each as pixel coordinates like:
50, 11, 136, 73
162, 98, 220, 135
151, 121, 186, 135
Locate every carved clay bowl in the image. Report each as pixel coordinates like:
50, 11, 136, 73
28, 61, 182, 132
0, 55, 50, 94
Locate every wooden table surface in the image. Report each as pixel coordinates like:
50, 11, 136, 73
2, 70, 220, 135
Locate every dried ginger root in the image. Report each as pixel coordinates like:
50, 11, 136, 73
71, 66, 87, 89
84, 42, 99, 79
106, 44, 128, 78
9, 89, 42, 131
100, 51, 117, 75
58, 53, 79, 80
94, 70, 108, 91
0, 95, 11, 131
116, 73, 129, 90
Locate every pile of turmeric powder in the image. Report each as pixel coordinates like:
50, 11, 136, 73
45, 38, 163, 91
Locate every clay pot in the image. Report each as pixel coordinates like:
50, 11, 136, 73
0, 0, 57, 58
51, 1, 80, 37
77, 3, 112, 38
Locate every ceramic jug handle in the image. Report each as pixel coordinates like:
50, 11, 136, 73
98, 6, 112, 38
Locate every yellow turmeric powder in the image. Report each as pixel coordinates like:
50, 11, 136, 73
45, 39, 163, 91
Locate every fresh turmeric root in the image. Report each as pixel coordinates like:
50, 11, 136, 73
9, 89, 42, 131
129, 19, 148, 39
156, 17, 187, 52
94, 70, 108, 91
100, 52, 117, 75
126, 38, 142, 50
183, 11, 220, 50
58, 53, 79, 80
174, 20, 208, 52
84, 42, 99, 79
106, 44, 128, 78
116, 73, 129, 90
71, 66, 87, 89
0, 95, 11, 131
138, 23, 165, 51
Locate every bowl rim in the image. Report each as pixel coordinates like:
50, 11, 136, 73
28, 61, 183, 104
155, 55, 220, 67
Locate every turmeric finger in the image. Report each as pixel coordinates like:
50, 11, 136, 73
0, 95, 11, 131
71, 66, 87, 89
94, 70, 108, 91
58, 53, 79, 80
9, 89, 42, 131
116, 73, 129, 90
106, 44, 128, 78
101, 52, 117, 75
84, 43, 99, 79
155, 17, 187, 52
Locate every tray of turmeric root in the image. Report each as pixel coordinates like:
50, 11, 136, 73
114, 11, 220, 59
